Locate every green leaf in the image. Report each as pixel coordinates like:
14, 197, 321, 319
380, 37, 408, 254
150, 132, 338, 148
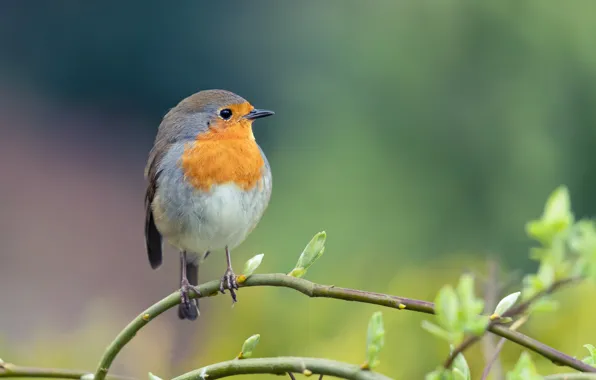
584, 343, 596, 356
148, 373, 163, 380
424, 369, 442, 380
573, 257, 589, 278
537, 262, 555, 288
525, 220, 551, 245
575, 222, 596, 252
456, 274, 475, 307
288, 231, 326, 278
526, 186, 574, 245
435, 285, 460, 332
451, 349, 471, 380
494, 291, 521, 317
582, 344, 596, 365
521, 262, 556, 302
421, 320, 453, 342
424, 371, 442, 380
452, 369, 468, 380
569, 220, 596, 250
521, 274, 542, 300
465, 315, 490, 336
456, 274, 483, 320
364, 311, 385, 369
529, 247, 549, 261
452, 274, 488, 338
570, 220, 596, 282
425, 368, 453, 380
239, 334, 260, 359
242, 254, 264, 278
543, 186, 572, 225
506, 352, 542, 380
429, 274, 489, 345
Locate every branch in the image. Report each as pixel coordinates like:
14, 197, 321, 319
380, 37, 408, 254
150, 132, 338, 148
444, 277, 592, 372
171, 357, 392, 380
491, 324, 594, 371
0, 363, 85, 379
0, 361, 132, 379
92, 273, 596, 380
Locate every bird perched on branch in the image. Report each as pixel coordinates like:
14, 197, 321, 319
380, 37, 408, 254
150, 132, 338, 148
144, 89, 274, 320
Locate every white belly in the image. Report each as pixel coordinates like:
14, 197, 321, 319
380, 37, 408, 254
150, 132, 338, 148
153, 181, 270, 255
180, 184, 253, 252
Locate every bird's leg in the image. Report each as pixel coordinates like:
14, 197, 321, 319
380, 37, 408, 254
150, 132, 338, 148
179, 251, 201, 317
219, 245, 239, 303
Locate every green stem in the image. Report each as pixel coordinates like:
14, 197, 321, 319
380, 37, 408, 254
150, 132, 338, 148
92, 273, 596, 380
0, 362, 132, 379
172, 357, 391, 380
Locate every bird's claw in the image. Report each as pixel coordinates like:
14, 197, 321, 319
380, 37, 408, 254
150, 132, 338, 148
219, 268, 239, 303
180, 278, 201, 316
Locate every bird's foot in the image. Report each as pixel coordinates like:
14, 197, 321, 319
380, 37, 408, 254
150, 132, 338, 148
179, 278, 201, 320
219, 267, 239, 303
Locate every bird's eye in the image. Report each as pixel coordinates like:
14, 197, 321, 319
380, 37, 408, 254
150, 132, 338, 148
219, 108, 233, 120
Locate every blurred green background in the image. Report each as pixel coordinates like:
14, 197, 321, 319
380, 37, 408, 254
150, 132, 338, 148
1, 1, 596, 379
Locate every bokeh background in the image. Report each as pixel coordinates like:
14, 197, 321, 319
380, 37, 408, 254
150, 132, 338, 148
1, 2, 596, 379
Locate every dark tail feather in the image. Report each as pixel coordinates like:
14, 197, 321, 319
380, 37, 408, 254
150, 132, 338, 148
145, 205, 163, 269
178, 261, 199, 320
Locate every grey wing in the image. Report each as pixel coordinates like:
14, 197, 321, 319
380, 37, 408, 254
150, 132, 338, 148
144, 148, 164, 270
257, 145, 273, 215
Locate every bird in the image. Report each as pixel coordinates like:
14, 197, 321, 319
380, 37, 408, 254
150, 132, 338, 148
144, 89, 274, 321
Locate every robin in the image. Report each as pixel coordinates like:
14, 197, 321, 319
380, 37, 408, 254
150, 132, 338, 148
144, 89, 274, 320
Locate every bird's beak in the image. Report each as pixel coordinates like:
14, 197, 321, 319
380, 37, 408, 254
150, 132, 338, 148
244, 108, 275, 120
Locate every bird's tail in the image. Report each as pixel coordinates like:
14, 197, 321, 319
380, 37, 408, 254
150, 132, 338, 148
178, 260, 199, 320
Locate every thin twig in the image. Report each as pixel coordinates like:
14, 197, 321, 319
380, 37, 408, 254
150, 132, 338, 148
443, 337, 478, 369
171, 357, 391, 380
287, 372, 296, 380
481, 315, 529, 380
92, 273, 596, 380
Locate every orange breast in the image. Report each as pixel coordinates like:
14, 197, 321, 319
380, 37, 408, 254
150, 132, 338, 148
180, 133, 265, 192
